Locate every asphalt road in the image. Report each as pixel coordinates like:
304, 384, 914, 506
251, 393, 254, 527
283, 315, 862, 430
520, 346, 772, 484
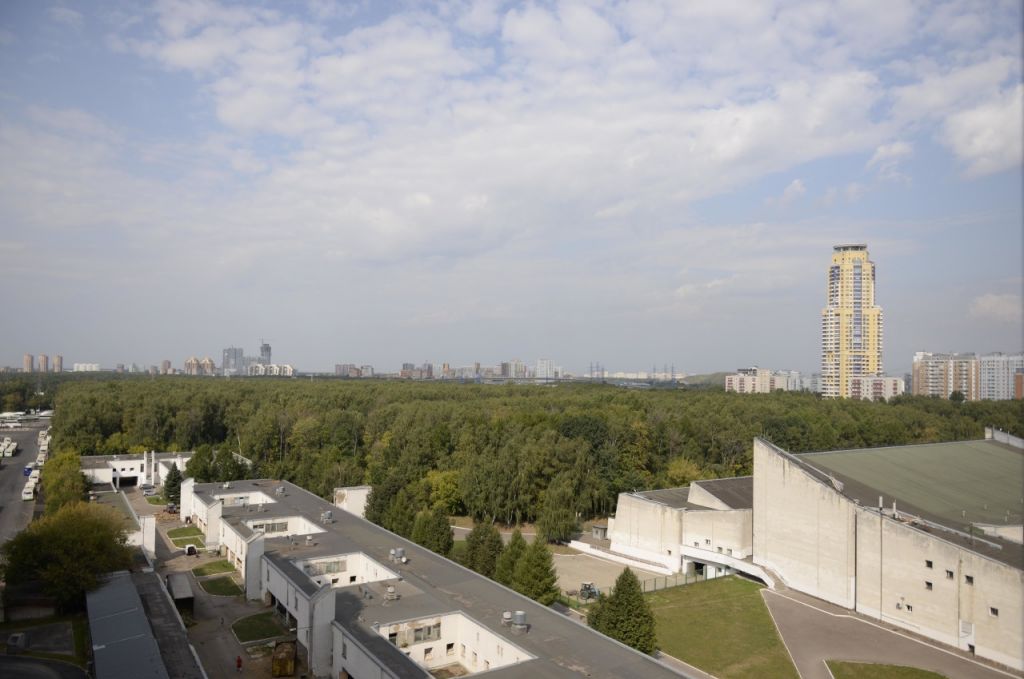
0, 425, 44, 544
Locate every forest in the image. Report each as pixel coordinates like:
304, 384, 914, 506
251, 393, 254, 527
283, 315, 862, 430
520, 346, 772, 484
30, 375, 1022, 532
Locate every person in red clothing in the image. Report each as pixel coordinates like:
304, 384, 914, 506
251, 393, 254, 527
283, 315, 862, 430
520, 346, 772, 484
236, 655, 243, 673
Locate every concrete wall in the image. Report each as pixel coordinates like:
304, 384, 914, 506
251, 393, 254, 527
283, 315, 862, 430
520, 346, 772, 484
682, 509, 752, 560
334, 486, 372, 518
855, 510, 1023, 670
332, 622, 398, 679
753, 438, 856, 608
608, 493, 682, 570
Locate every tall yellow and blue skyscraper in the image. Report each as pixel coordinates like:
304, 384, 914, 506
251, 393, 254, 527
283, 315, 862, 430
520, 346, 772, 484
821, 244, 884, 398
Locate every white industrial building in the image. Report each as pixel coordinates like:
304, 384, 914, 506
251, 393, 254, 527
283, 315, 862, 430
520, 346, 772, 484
180, 478, 689, 679
80, 450, 192, 489
608, 428, 1023, 672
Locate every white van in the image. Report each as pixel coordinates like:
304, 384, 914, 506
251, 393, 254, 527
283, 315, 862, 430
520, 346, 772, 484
21, 482, 35, 501
29, 469, 40, 483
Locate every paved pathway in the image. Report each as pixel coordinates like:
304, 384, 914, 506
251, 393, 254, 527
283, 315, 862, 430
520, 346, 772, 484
762, 589, 1019, 679
0, 656, 87, 679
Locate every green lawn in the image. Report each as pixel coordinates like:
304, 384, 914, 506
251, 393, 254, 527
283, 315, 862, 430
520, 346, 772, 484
192, 559, 235, 576
233, 612, 288, 642
646, 576, 798, 679
828, 661, 948, 679
168, 525, 203, 539
146, 495, 166, 505
172, 536, 205, 548
200, 576, 243, 596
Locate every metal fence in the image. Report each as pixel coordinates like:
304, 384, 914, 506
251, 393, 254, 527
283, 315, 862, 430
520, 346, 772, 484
561, 570, 708, 609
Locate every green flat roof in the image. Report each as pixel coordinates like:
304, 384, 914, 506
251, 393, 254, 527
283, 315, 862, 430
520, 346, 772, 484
801, 440, 1024, 526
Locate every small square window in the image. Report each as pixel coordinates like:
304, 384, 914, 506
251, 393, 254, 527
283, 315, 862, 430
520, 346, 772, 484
925, 560, 933, 568
693, 541, 699, 547
424, 647, 433, 661
925, 581, 932, 590
906, 604, 913, 612
350, 575, 357, 583
705, 538, 711, 545
990, 607, 999, 617
945, 570, 954, 579
965, 575, 974, 585
446, 643, 455, 656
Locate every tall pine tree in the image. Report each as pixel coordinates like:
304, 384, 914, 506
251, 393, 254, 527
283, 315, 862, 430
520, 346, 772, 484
463, 520, 504, 577
493, 529, 527, 586
588, 568, 656, 654
163, 463, 183, 504
512, 539, 559, 605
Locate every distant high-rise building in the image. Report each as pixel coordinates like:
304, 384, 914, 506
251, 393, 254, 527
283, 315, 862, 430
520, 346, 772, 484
821, 244, 884, 399
911, 352, 979, 400
184, 357, 200, 376
161, 359, 171, 375
536, 358, 555, 380
200, 357, 217, 376
222, 346, 245, 374
53, 354, 63, 373
259, 341, 272, 366
978, 352, 1024, 400
23, 354, 33, 373
38, 354, 49, 373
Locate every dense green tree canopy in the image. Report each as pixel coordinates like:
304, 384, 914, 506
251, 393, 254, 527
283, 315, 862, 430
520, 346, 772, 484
493, 529, 527, 587
41, 452, 88, 515
37, 376, 1024, 532
0, 502, 132, 611
463, 521, 504, 577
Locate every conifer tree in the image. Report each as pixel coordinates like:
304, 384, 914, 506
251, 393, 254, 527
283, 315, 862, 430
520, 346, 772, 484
412, 509, 454, 556
463, 520, 503, 577
588, 568, 656, 654
512, 539, 559, 605
163, 463, 183, 504
493, 529, 527, 586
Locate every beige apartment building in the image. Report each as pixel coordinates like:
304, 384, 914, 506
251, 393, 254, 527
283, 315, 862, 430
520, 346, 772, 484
912, 351, 979, 400
821, 244, 885, 399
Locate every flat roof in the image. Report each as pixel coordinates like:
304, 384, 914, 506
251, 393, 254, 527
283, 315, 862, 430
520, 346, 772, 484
694, 477, 753, 509
87, 571, 169, 679
634, 487, 693, 509
801, 440, 1023, 526
199, 480, 688, 679
94, 491, 140, 532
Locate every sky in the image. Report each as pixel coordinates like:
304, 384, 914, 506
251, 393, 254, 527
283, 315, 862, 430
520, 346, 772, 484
0, 0, 1021, 376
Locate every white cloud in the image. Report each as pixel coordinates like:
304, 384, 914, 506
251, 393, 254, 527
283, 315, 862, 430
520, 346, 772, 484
942, 84, 1023, 177
768, 179, 807, 207
867, 141, 912, 181
970, 293, 1023, 323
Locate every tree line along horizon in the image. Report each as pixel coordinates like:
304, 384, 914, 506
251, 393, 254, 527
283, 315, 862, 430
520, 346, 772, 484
10, 374, 1020, 529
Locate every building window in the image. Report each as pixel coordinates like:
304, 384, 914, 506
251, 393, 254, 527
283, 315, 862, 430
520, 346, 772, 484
990, 607, 999, 617
388, 632, 397, 645
350, 575, 357, 583
342, 641, 347, 659
424, 647, 433, 661
925, 581, 932, 590
906, 604, 913, 612
946, 570, 954, 579
693, 542, 699, 547
925, 560, 933, 568
704, 539, 711, 545
965, 575, 974, 585
446, 643, 455, 656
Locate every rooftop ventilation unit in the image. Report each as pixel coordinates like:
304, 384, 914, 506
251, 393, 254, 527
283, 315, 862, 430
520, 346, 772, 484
384, 585, 400, 601
320, 510, 333, 523
305, 535, 313, 546
511, 610, 528, 633
501, 611, 512, 626
222, 482, 231, 489
275, 486, 285, 496
389, 547, 407, 564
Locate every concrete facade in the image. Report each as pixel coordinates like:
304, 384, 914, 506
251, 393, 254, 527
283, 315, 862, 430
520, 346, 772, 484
752, 438, 1023, 671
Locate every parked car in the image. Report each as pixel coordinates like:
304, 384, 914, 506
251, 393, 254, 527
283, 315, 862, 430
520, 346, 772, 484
166, 502, 178, 514
183, 544, 198, 556
6, 632, 28, 654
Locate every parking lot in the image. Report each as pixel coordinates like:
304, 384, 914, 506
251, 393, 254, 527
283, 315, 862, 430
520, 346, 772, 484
0, 425, 44, 544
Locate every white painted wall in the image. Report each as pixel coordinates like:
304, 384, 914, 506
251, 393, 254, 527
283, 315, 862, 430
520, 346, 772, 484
334, 486, 372, 518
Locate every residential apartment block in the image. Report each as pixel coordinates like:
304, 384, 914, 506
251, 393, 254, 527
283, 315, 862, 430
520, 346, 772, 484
725, 367, 802, 393
912, 352, 980, 400
821, 244, 884, 399
979, 353, 1024, 401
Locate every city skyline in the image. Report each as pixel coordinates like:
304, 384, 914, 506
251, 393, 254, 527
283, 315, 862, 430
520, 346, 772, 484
1, 2, 1021, 375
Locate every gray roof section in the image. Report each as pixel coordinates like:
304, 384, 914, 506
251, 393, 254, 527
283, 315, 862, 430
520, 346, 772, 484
87, 571, 170, 679
694, 477, 754, 509
80, 452, 191, 469
194, 479, 689, 678
634, 486, 694, 509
